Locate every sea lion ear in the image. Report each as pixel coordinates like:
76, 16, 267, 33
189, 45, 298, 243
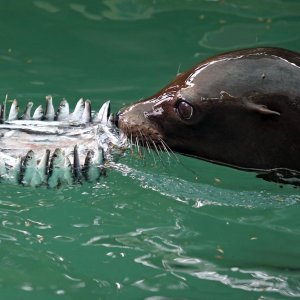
220, 91, 235, 100
245, 101, 281, 116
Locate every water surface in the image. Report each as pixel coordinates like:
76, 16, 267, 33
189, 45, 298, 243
0, 1, 300, 299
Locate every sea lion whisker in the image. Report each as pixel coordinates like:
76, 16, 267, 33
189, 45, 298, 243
142, 134, 153, 154
156, 144, 169, 166
139, 130, 150, 153
138, 130, 147, 159
158, 138, 171, 157
129, 131, 134, 149
130, 135, 135, 155
151, 140, 164, 163
144, 138, 152, 154
134, 135, 143, 159
127, 134, 137, 165
122, 124, 136, 156
140, 131, 158, 165
147, 142, 158, 165
126, 130, 134, 155
158, 140, 172, 166
129, 135, 141, 159
158, 137, 180, 162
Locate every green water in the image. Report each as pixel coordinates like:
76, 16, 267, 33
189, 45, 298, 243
0, 0, 300, 299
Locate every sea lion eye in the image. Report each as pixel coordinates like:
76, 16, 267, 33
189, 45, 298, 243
176, 100, 193, 120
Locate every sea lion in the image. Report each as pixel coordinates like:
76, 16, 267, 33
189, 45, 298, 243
117, 47, 300, 177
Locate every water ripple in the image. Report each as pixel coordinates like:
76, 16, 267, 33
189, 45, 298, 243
162, 255, 300, 297
33, 1, 60, 13
0, 232, 17, 242
70, 3, 102, 21
112, 162, 300, 208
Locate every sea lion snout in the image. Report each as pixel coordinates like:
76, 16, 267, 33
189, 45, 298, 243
117, 99, 162, 142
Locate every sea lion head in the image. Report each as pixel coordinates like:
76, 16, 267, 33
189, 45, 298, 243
117, 47, 300, 171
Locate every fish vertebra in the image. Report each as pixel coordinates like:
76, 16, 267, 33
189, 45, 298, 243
0, 96, 128, 187
43, 95, 55, 121
19, 101, 33, 120
55, 98, 69, 121
8, 99, 19, 121
69, 98, 85, 122
32, 105, 44, 120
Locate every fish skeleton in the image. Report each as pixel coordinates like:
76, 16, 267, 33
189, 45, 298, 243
0, 95, 128, 187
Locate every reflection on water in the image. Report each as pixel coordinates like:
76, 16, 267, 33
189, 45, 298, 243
70, 3, 103, 21
34, 1, 60, 13
102, 0, 300, 21
200, 21, 300, 50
